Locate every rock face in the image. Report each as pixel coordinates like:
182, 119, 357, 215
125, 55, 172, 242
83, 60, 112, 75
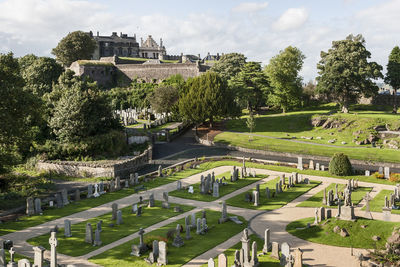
369, 228, 400, 266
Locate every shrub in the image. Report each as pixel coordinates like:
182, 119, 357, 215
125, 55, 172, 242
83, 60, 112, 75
389, 173, 400, 183
373, 172, 385, 179
329, 153, 353, 176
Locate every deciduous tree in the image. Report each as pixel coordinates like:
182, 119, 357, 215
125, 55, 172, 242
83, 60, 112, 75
316, 34, 383, 113
265, 46, 305, 113
385, 46, 400, 113
52, 31, 97, 66
211, 53, 247, 81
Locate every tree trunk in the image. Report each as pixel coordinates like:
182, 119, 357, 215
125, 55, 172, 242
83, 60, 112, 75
393, 89, 398, 114
282, 106, 286, 114
341, 100, 349, 113
209, 117, 213, 129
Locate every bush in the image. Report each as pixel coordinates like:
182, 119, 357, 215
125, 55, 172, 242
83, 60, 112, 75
329, 153, 353, 176
373, 172, 385, 179
389, 173, 400, 183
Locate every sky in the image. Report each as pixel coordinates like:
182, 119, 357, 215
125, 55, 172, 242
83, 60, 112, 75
1, 0, 400, 81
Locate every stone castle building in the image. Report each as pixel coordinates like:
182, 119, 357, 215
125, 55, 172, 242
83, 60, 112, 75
88, 31, 166, 60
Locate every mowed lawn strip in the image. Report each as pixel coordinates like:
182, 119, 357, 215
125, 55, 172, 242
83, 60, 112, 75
297, 183, 372, 208
286, 217, 397, 249
200, 234, 280, 267
169, 171, 266, 202
89, 210, 247, 267
362, 189, 400, 214
27, 201, 194, 257
226, 177, 320, 210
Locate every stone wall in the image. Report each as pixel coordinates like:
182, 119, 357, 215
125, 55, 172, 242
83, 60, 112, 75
116, 62, 203, 82
359, 94, 400, 106
69, 61, 116, 87
36, 146, 153, 178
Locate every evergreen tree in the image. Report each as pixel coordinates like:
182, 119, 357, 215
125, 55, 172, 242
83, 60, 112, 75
385, 46, 400, 113
265, 46, 305, 113
211, 53, 247, 81
316, 34, 383, 113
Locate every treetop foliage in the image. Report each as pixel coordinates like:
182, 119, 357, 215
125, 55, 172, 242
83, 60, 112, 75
211, 53, 247, 81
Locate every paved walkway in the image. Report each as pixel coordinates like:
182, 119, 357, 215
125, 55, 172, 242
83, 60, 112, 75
1, 166, 398, 267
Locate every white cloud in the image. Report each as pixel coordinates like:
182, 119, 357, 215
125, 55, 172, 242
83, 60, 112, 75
272, 7, 309, 31
232, 2, 268, 13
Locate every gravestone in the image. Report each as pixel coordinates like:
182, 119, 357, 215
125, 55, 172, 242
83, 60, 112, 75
219, 201, 228, 224
309, 160, 314, 170
131, 228, 148, 256
188, 186, 194, 194
125, 180, 129, 188
49, 231, 58, 267
130, 173, 135, 186
34, 198, 42, 214
109, 180, 115, 192
207, 258, 215, 267
337, 198, 342, 218
185, 215, 190, 230
0, 248, 5, 267
321, 165, 325, 171
297, 157, 303, 170
341, 206, 355, 221
253, 191, 259, 207
162, 192, 169, 209
322, 188, 327, 205
233, 250, 241, 266
64, 219, 72, 237
262, 228, 271, 253
17, 259, 31, 267
158, 165, 163, 177
379, 166, 384, 175
314, 208, 319, 224
99, 182, 105, 194
256, 184, 260, 195
212, 183, 219, 198
191, 213, 196, 228
185, 225, 191, 240
265, 187, 270, 199
196, 218, 202, 235
26, 197, 34, 216
152, 240, 159, 262
383, 207, 391, 221
157, 241, 167, 265
137, 206, 142, 216
87, 184, 93, 198
315, 163, 320, 171
85, 223, 93, 244
116, 210, 122, 225
115, 177, 121, 190
132, 204, 138, 214
326, 209, 332, 219
271, 242, 280, 259
218, 253, 227, 267
365, 170, 370, 176
241, 229, 250, 264
111, 203, 118, 220
294, 248, 303, 267
177, 181, 182, 190
61, 188, 69, 205
201, 218, 208, 233
281, 242, 291, 267
319, 207, 326, 221
250, 241, 259, 266
33, 246, 45, 267
148, 193, 155, 207
75, 189, 80, 201
384, 167, 390, 179
93, 228, 102, 246
275, 183, 279, 195
97, 220, 102, 232
93, 184, 100, 198
172, 224, 184, 247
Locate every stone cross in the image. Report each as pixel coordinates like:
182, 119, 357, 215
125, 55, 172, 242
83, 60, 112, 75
157, 241, 167, 265
85, 223, 93, 244
49, 231, 58, 267
34, 198, 42, 214
9, 247, 16, 265
64, 219, 72, 237
93, 184, 100, 198
314, 208, 318, 224
33, 246, 45, 267
262, 228, 271, 253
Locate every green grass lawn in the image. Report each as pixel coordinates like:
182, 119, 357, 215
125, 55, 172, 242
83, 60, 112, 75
362, 189, 400, 214
225, 177, 320, 210
89, 210, 247, 267
200, 234, 280, 267
287, 217, 398, 249
169, 171, 265, 202
214, 108, 400, 163
27, 201, 194, 257
297, 183, 372, 208
1, 159, 394, 237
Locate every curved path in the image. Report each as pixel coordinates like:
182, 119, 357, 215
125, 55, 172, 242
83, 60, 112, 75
1, 166, 399, 267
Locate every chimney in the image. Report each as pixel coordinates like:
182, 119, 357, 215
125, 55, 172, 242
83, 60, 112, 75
120, 32, 122, 37
160, 38, 163, 47
97, 31, 99, 37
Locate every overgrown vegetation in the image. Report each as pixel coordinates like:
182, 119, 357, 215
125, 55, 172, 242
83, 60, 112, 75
329, 153, 353, 176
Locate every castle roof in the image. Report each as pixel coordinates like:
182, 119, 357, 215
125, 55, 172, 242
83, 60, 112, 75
142, 35, 162, 49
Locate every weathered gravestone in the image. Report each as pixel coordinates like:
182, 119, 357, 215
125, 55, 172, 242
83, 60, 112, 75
212, 182, 219, 198
93, 229, 102, 246
61, 188, 69, 205
34, 198, 42, 214
116, 210, 122, 225
262, 228, 271, 253
85, 223, 93, 244
297, 157, 303, 170
271, 241, 280, 260
111, 203, 118, 220
33, 246, 45, 267
87, 184, 93, 198
157, 241, 167, 265
64, 219, 72, 237
26, 197, 35, 216
148, 193, 155, 207
74, 189, 80, 201
172, 224, 184, 247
